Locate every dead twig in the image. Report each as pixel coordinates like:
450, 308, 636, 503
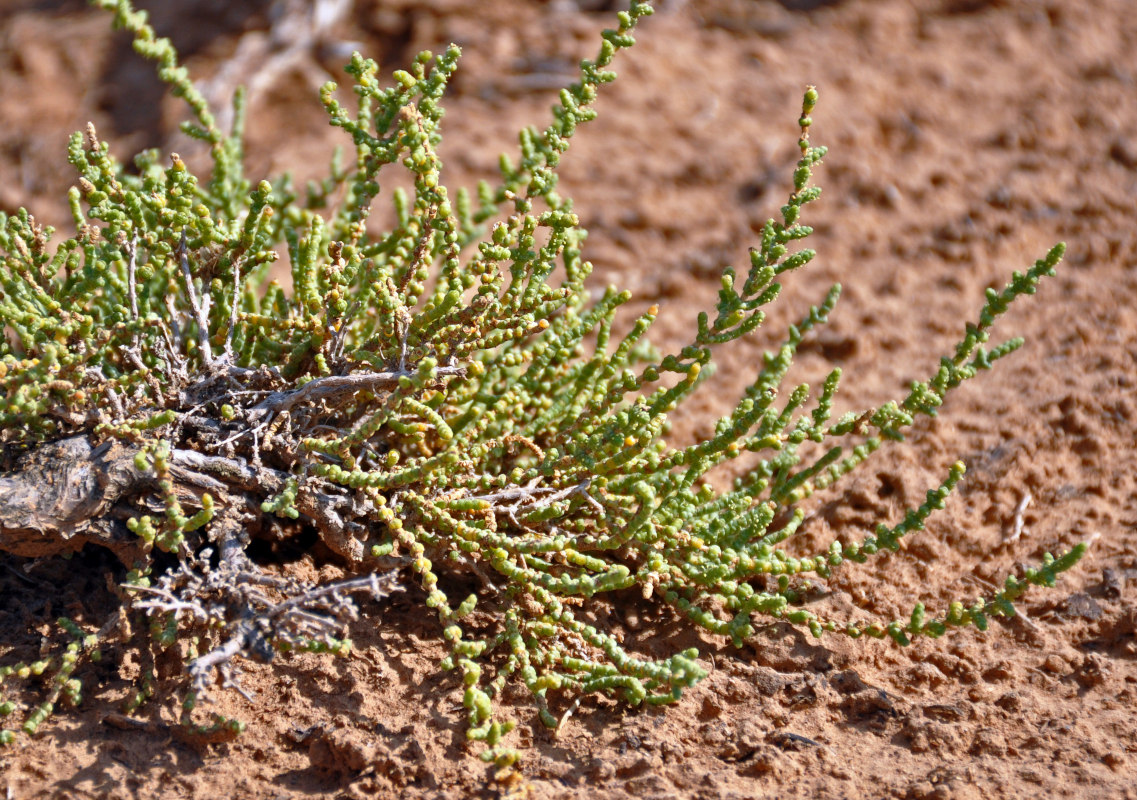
1006, 491, 1032, 543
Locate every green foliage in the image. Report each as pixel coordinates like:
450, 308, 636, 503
0, 0, 1083, 763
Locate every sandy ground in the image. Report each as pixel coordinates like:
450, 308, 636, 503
1, 0, 1136, 797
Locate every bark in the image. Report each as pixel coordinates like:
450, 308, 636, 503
0, 436, 145, 559
0, 434, 369, 563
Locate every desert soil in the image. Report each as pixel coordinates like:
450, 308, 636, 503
1, 0, 1136, 797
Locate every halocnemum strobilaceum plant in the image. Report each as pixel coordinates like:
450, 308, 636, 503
0, 0, 1083, 764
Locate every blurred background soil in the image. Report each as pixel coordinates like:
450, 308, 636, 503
1, 0, 1136, 797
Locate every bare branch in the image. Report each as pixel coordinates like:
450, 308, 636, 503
125, 235, 139, 320
177, 231, 214, 366
253, 366, 467, 417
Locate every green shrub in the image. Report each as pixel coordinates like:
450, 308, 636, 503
0, 0, 1082, 764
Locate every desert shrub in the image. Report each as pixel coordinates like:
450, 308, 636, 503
0, 0, 1083, 763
